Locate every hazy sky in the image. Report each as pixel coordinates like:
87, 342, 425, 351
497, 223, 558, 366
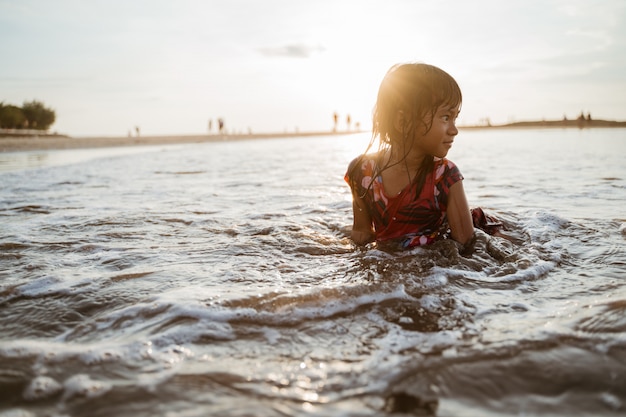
1, 0, 625, 137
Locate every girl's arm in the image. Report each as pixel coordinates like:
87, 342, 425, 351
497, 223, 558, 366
447, 180, 475, 246
350, 195, 375, 245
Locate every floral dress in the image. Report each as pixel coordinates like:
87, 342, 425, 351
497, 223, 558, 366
345, 154, 463, 248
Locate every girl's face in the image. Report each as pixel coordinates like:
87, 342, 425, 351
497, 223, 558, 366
414, 104, 460, 158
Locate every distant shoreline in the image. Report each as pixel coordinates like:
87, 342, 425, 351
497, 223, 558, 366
0, 131, 362, 153
2, 119, 626, 152
460, 118, 626, 130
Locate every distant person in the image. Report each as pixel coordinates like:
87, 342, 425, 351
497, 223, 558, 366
135, 126, 140, 137
333, 112, 339, 132
345, 63, 501, 249
208, 119, 213, 133
346, 114, 351, 131
218, 118, 224, 134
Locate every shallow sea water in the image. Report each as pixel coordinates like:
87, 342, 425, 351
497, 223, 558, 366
0, 128, 625, 416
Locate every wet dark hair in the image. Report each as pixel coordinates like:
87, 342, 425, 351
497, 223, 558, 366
373, 63, 462, 148
352, 63, 462, 198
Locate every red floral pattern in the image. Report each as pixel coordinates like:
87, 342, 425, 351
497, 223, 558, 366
346, 155, 463, 247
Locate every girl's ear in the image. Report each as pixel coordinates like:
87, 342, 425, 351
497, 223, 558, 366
393, 110, 405, 134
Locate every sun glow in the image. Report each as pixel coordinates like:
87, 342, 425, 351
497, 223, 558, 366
2, 0, 624, 136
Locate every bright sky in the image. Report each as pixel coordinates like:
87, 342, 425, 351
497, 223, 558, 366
1, 0, 625, 137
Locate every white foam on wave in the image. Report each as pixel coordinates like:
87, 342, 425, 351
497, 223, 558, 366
441, 259, 557, 284
600, 392, 624, 410
62, 374, 111, 400
22, 376, 62, 401
12, 275, 67, 297
421, 272, 449, 289
420, 294, 443, 312
0, 337, 206, 401
0, 409, 37, 417
8, 273, 100, 301
0, 335, 187, 374
520, 210, 571, 242
55, 294, 240, 347
374, 323, 464, 358
83, 281, 433, 350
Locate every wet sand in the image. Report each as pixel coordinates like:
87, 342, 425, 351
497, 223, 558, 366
4, 119, 624, 153
0, 131, 357, 153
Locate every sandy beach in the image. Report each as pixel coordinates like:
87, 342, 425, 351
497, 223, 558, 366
0, 131, 357, 153
3, 119, 625, 153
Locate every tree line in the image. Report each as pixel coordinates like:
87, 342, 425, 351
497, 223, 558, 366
0, 100, 56, 130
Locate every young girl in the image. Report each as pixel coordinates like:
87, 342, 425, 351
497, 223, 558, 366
345, 63, 497, 249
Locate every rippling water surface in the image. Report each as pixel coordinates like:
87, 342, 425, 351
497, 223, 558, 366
1, 129, 625, 416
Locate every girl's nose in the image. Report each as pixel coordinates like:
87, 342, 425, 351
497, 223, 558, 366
449, 122, 458, 136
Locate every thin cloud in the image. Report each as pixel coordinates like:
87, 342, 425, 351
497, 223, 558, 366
259, 43, 325, 58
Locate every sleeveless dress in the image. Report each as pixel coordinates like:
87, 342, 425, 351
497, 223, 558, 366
345, 154, 463, 248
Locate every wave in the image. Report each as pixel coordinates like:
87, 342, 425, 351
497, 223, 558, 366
1, 207, 624, 416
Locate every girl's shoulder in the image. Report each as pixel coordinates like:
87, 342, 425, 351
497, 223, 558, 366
432, 157, 463, 184
347, 152, 382, 174
346, 152, 384, 188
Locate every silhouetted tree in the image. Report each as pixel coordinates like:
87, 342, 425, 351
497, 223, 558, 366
0, 103, 26, 129
21, 100, 56, 130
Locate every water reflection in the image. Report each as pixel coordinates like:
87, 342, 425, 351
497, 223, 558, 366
0, 151, 51, 171
0, 145, 184, 173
